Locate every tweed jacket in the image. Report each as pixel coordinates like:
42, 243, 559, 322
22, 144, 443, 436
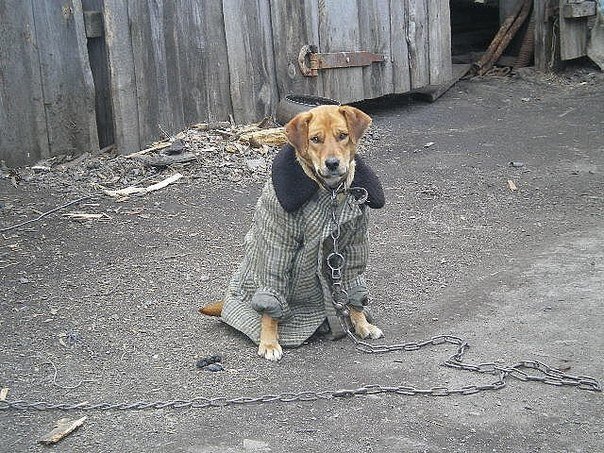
221, 144, 385, 347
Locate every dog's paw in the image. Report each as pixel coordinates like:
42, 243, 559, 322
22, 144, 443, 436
355, 323, 384, 340
258, 341, 283, 361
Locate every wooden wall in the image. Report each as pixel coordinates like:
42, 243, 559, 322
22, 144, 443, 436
0, 0, 452, 165
0, 0, 98, 165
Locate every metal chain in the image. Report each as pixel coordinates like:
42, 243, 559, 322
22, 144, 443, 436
326, 186, 601, 394
0, 188, 600, 412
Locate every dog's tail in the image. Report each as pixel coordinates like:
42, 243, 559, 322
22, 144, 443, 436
198, 300, 224, 317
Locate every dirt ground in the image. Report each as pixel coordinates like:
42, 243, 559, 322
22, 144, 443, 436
1, 66, 603, 452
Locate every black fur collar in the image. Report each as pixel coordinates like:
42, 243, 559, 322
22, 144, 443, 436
271, 144, 385, 213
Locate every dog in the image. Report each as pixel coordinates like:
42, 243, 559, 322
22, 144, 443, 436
200, 105, 385, 361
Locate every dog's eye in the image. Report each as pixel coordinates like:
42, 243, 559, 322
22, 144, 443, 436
337, 132, 348, 141
310, 136, 321, 144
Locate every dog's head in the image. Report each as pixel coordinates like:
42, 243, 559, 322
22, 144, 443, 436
285, 105, 372, 188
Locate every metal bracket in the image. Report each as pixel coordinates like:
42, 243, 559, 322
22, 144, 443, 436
298, 45, 385, 77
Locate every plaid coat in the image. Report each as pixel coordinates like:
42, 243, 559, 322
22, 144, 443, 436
221, 145, 384, 347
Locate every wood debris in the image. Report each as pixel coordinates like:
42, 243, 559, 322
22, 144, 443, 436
507, 179, 518, 191
239, 127, 287, 148
0, 388, 8, 401
138, 152, 197, 168
39, 416, 87, 445
63, 212, 111, 222
103, 173, 183, 198
125, 141, 171, 159
190, 121, 231, 131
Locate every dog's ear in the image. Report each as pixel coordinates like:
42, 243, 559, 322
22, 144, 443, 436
285, 111, 313, 154
339, 106, 372, 144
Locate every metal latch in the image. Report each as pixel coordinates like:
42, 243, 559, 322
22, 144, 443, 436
298, 45, 385, 77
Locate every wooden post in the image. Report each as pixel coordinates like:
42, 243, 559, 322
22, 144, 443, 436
534, 0, 560, 71
0, 0, 49, 165
103, 0, 141, 154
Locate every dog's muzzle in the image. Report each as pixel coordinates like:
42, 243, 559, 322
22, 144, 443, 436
317, 158, 347, 188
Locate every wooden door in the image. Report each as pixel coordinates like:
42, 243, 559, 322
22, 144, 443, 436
271, 0, 451, 104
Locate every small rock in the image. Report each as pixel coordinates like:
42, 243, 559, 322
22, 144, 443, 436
243, 439, 270, 451
19, 277, 30, 284
165, 139, 185, 155
196, 355, 222, 369
245, 157, 266, 172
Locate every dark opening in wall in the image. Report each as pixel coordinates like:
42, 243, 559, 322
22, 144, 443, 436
450, 0, 500, 57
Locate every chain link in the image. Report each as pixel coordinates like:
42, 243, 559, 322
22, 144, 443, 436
0, 187, 600, 412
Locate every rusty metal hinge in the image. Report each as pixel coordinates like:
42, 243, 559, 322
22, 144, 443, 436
298, 45, 385, 77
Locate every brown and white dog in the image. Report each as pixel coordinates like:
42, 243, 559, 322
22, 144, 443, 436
200, 105, 383, 360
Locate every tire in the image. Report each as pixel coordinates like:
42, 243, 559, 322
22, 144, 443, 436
275, 95, 340, 126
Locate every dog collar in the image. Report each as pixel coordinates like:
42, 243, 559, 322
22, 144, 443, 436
271, 144, 385, 213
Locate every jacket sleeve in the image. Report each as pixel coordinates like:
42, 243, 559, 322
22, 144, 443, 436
247, 183, 301, 319
340, 207, 370, 310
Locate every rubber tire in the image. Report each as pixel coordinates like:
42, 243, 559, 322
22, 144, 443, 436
275, 95, 340, 126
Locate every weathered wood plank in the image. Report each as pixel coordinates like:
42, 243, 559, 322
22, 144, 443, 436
586, 2, 604, 69
411, 63, 470, 102
559, 0, 590, 60
222, 0, 278, 124
427, 0, 452, 85
405, 0, 430, 90
128, 0, 184, 144
82, 0, 114, 148
31, 0, 99, 157
318, 0, 364, 103
359, 0, 394, 99
103, 0, 141, 154
270, 0, 324, 99
172, 0, 233, 124
0, 0, 49, 165
534, 0, 558, 71
389, 0, 412, 93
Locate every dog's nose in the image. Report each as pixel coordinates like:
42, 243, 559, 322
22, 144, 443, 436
325, 157, 340, 172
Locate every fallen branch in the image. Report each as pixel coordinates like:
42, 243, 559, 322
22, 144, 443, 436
0, 195, 93, 233
103, 173, 183, 198
125, 141, 171, 159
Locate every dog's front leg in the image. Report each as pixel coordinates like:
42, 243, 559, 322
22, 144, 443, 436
258, 314, 283, 361
349, 307, 383, 339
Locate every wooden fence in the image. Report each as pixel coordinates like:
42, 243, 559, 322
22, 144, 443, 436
0, 0, 452, 166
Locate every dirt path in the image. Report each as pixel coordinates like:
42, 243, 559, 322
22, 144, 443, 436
1, 70, 603, 452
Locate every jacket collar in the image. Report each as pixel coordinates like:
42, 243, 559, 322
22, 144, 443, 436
271, 144, 385, 213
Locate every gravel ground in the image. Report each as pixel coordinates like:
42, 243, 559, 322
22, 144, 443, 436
1, 65, 603, 452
